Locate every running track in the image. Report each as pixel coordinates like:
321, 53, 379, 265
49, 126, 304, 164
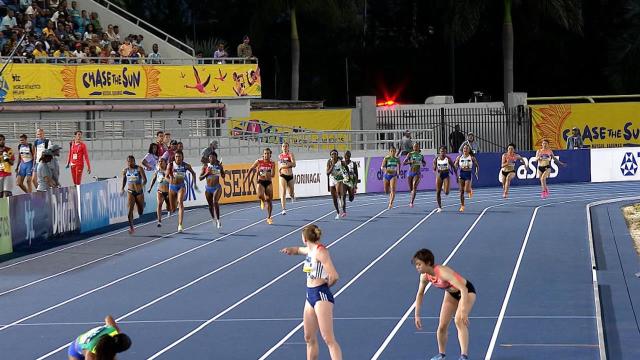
1, 182, 639, 359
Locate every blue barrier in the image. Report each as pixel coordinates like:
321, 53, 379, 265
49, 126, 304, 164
51, 186, 80, 236
79, 181, 109, 233
9, 192, 52, 249
472, 149, 591, 188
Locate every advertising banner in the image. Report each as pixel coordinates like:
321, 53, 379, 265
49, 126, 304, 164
107, 178, 129, 225
293, 158, 366, 198
0, 198, 11, 256
9, 192, 52, 249
219, 162, 281, 204
531, 103, 640, 149
591, 147, 640, 182
143, 170, 159, 215
229, 109, 352, 150
0, 63, 260, 102
50, 186, 80, 236
365, 155, 439, 193
78, 181, 109, 233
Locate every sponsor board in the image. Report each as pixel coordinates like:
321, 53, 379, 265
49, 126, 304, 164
51, 186, 80, 236
219, 162, 280, 204
78, 181, 110, 233
0, 198, 11, 255
9, 192, 52, 249
591, 147, 640, 182
293, 158, 365, 198
365, 155, 441, 193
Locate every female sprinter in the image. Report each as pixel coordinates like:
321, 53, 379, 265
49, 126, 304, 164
148, 157, 170, 227
381, 146, 400, 209
200, 152, 224, 229
342, 151, 358, 209
500, 143, 523, 199
433, 146, 457, 212
402, 142, 426, 208
245, 148, 276, 224
280, 225, 342, 360
454, 145, 479, 212
413, 249, 476, 360
167, 151, 197, 232
68, 315, 132, 360
121, 155, 147, 234
278, 142, 296, 215
536, 139, 566, 198
327, 149, 346, 219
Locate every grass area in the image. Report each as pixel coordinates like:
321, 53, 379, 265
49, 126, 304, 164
622, 203, 640, 257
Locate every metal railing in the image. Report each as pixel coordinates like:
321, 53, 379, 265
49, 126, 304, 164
0, 116, 435, 160
0, 56, 258, 65
377, 106, 532, 152
92, 0, 195, 56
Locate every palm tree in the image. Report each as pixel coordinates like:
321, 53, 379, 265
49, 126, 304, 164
448, 0, 583, 105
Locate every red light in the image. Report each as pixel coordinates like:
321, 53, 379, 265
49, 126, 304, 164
377, 99, 398, 107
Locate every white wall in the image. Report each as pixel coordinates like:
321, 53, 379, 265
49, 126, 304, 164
591, 147, 640, 182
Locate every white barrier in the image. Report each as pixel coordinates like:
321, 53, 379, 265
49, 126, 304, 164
590, 147, 640, 182
292, 158, 366, 198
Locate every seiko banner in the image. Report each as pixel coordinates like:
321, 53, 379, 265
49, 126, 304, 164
590, 147, 640, 182
9, 192, 52, 249
50, 186, 80, 236
78, 181, 109, 233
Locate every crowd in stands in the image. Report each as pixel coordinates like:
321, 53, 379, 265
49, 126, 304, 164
0, 0, 163, 64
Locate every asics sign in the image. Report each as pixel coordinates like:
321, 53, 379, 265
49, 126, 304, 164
516, 157, 559, 180
590, 147, 640, 182
620, 152, 639, 176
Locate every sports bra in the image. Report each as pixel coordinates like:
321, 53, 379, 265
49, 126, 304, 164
330, 161, 345, 178
257, 159, 274, 178
436, 157, 450, 171
206, 163, 222, 179
344, 161, 356, 175
424, 265, 464, 290
172, 162, 188, 180
459, 155, 473, 171
278, 152, 292, 165
538, 150, 552, 165
385, 156, 399, 174
125, 167, 142, 184
503, 153, 518, 170
156, 169, 169, 185
303, 244, 329, 281
407, 152, 423, 168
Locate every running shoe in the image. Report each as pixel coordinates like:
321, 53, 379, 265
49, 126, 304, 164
178, 224, 184, 233
459, 206, 465, 212
340, 212, 347, 218
157, 222, 162, 228
266, 217, 273, 225
458, 355, 469, 360
409, 202, 414, 208
436, 207, 442, 213
430, 354, 446, 360
260, 200, 264, 210
335, 213, 341, 220
128, 226, 134, 234
281, 209, 287, 215
541, 190, 546, 199
216, 220, 221, 229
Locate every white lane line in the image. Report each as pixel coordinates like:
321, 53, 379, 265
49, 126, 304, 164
369, 191, 632, 360
146, 206, 392, 360
258, 209, 439, 359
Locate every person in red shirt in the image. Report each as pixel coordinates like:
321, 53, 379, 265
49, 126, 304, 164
67, 130, 91, 185
244, 148, 276, 224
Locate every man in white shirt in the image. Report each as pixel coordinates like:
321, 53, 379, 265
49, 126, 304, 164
1, 10, 17, 32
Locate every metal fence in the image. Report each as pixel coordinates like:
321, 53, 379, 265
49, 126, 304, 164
377, 106, 532, 153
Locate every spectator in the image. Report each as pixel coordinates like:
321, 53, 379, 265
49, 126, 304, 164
196, 51, 204, 64
155, 131, 166, 157
141, 143, 159, 171
0, 134, 15, 198
42, 20, 55, 37
147, 43, 161, 64
112, 24, 120, 41
566, 127, 584, 149
20, 0, 32, 12
89, 11, 101, 32
66, 130, 91, 185
49, 0, 60, 9
458, 132, 479, 155
161, 139, 177, 162
53, 43, 72, 61
137, 34, 144, 48
49, 144, 62, 187
400, 130, 412, 156
82, 23, 95, 41
163, 132, 171, 148
36, 149, 55, 192
99, 32, 110, 48
200, 140, 218, 164
69, 1, 80, 24
32, 41, 47, 62
449, 124, 465, 154
237, 35, 253, 59
77, 9, 89, 35
33, 127, 52, 189
213, 42, 227, 63
72, 41, 85, 61
118, 37, 132, 57
1, 10, 18, 32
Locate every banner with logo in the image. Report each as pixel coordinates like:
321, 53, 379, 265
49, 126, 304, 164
143, 170, 159, 215
9, 192, 52, 249
219, 162, 281, 204
591, 147, 640, 182
228, 110, 352, 150
50, 186, 80, 236
0, 198, 11, 255
365, 155, 441, 193
0, 63, 260, 102
294, 158, 366, 198
531, 103, 640, 149
78, 181, 110, 233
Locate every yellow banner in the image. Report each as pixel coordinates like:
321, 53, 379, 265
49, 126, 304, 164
531, 103, 640, 149
229, 109, 352, 150
220, 162, 280, 204
0, 63, 261, 102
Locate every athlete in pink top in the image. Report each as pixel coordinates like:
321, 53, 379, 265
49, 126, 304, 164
535, 139, 567, 199
412, 249, 476, 360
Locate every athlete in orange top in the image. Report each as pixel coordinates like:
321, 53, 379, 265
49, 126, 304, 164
245, 148, 276, 224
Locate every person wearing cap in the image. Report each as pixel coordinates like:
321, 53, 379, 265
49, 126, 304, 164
67, 130, 91, 185
400, 130, 413, 156
237, 35, 254, 59
37, 149, 55, 192
458, 132, 479, 155
32, 128, 53, 188
49, 144, 62, 187
566, 126, 583, 150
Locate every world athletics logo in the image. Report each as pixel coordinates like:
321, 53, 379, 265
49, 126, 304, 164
620, 152, 639, 176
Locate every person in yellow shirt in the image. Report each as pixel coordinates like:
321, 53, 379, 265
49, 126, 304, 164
42, 21, 56, 38
32, 42, 48, 63
53, 44, 72, 62
0, 134, 15, 198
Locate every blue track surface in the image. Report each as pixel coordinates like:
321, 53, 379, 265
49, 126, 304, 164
1, 182, 639, 359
